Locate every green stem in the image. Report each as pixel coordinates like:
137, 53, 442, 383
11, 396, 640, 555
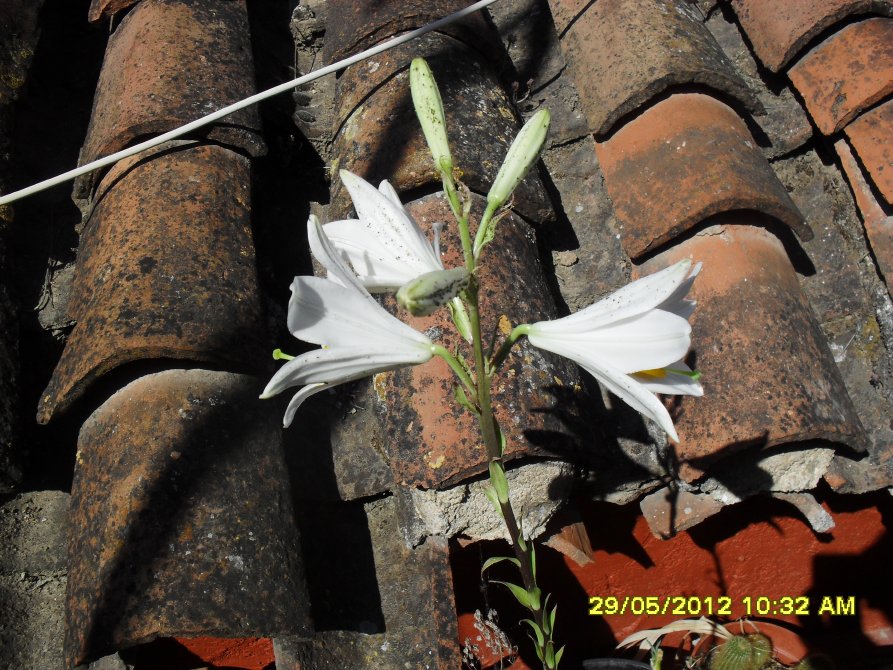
431, 344, 476, 396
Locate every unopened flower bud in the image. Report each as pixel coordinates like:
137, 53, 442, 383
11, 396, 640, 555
397, 267, 471, 316
487, 108, 550, 209
410, 58, 453, 176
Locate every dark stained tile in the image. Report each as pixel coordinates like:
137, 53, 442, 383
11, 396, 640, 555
274, 497, 459, 669
380, 193, 587, 489
38, 143, 268, 424
845, 97, 893, 205
66, 370, 310, 668
637, 221, 866, 483
322, 0, 493, 65
87, 0, 139, 22
78, 0, 264, 190
329, 32, 551, 223
594, 93, 810, 260
730, 0, 893, 72
548, 0, 761, 137
788, 18, 893, 135
835, 137, 893, 286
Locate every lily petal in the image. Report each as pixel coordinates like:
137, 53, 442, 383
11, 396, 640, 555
633, 361, 704, 397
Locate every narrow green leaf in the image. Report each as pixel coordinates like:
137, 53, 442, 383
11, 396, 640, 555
492, 580, 535, 610
529, 585, 542, 611
545, 644, 556, 668
453, 384, 479, 416
474, 205, 510, 258
488, 460, 509, 504
483, 486, 503, 516
521, 619, 545, 649
555, 645, 565, 667
448, 296, 472, 343
532, 637, 545, 662
492, 416, 506, 457
530, 543, 537, 582
549, 604, 558, 638
480, 555, 520, 576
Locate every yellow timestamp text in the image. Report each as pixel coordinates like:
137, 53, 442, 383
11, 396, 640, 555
588, 595, 857, 617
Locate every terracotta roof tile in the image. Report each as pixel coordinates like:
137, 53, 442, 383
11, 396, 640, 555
639, 487, 724, 537
322, 0, 492, 65
38, 143, 268, 424
845, 97, 893, 205
787, 18, 893, 135
835, 138, 893, 286
548, 0, 761, 137
730, 0, 893, 72
594, 93, 810, 259
704, 10, 813, 158
380, 193, 584, 489
78, 0, 264, 193
637, 221, 865, 482
329, 33, 551, 222
66, 370, 310, 668
87, 0, 139, 22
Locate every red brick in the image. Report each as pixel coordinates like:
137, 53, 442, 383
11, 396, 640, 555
730, 0, 893, 72
595, 93, 810, 260
548, 0, 761, 136
788, 18, 893, 134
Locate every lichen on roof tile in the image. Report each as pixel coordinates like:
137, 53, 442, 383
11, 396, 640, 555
38, 143, 268, 424
548, 0, 761, 137
594, 93, 810, 259
788, 17, 893, 135
730, 0, 893, 72
637, 222, 866, 483
79, 0, 265, 185
845, 97, 893, 206
67, 369, 310, 668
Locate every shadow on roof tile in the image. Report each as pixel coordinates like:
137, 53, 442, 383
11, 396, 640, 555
637, 221, 866, 483
78, 0, 265, 195
66, 369, 310, 668
594, 93, 811, 260
380, 193, 588, 489
845, 97, 893, 206
328, 32, 551, 223
730, 0, 893, 72
788, 17, 893, 135
38, 143, 268, 424
835, 137, 893, 288
548, 0, 761, 137
87, 0, 139, 23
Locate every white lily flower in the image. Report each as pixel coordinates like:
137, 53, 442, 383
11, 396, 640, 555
323, 170, 444, 292
524, 259, 703, 442
260, 216, 434, 427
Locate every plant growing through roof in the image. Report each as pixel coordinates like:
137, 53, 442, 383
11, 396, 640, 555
262, 56, 702, 668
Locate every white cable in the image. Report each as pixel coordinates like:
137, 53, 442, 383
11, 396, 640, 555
0, 0, 499, 206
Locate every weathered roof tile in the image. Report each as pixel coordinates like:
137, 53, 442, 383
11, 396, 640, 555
67, 370, 310, 668
78, 0, 265, 193
87, 0, 139, 22
788, 18, 893, 135
548, 0, 761, 136
637, 221, 866, 482
329, 33, 551, 222
38, 143, 267, 423
730, 0, 893, 72
594, 93, 810, 259
845, 97, 893, 205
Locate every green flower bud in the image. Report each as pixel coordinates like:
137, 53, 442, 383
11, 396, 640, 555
410, 58, 453, 176
487, 108, 550, 209
396, 267, 470, 316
